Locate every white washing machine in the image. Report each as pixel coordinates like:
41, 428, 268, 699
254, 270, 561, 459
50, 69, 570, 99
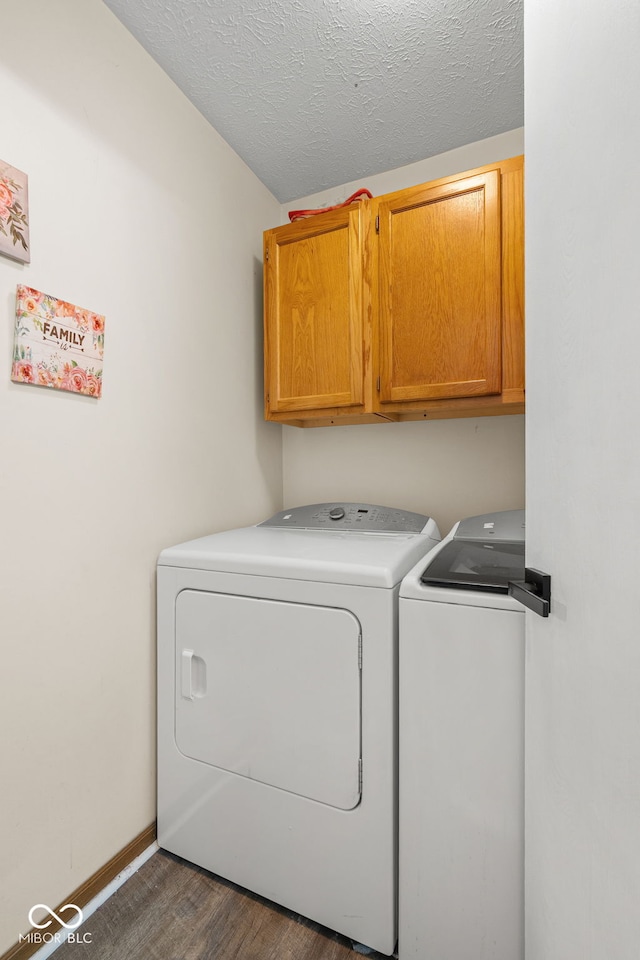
157, 502, 441, 955
398, 510, 526, 960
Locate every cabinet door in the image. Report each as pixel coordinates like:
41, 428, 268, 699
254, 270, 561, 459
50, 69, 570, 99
264, 204, 366, 415
377, 171, 501, 404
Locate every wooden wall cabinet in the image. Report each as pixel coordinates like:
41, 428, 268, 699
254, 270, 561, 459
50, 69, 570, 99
263, 155, 524, 427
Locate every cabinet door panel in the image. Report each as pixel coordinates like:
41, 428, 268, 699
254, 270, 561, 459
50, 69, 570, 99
378, 171, 501, 403
264, 205, 365, 413
501, 163, 525, 400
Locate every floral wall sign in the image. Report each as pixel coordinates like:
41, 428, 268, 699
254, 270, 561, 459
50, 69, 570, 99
0, 161, 30, 263
12, 286, 104, 397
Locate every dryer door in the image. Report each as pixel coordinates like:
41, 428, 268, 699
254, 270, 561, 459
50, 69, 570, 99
175, 590, 362, 810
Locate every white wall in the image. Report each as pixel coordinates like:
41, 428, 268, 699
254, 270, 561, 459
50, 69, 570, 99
281, 129, 525, 537
524, 3, 640, 957
0, 1, 281, 951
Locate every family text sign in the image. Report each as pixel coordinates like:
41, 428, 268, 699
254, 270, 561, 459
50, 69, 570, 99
12, 285, 104, 397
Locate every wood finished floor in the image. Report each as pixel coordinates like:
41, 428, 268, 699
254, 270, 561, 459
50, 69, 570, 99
54, 850, 392, 960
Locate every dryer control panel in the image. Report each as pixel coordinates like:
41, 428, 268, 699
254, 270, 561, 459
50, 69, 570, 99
259, 502, 430, 533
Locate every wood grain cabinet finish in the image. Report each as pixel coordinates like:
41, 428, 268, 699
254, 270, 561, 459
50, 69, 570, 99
377, 171, 501, 404
263, 203, 371, 420
263, 155, 524, 427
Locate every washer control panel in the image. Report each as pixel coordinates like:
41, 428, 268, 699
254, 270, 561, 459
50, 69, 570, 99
454, 509, 525, 543
259, 502, 430, 533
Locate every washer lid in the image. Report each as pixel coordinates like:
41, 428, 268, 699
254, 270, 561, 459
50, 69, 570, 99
158, 518, 441, 588
419, 538, 525, 594
400, 509, 525, 606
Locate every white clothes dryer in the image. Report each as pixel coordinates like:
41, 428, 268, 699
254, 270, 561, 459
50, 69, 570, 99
157, 503, 441, 955
398, 510, 526, 960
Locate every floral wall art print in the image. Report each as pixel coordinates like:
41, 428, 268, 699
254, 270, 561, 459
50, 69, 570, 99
0, 161, 30, 263
12, 286, 104, 397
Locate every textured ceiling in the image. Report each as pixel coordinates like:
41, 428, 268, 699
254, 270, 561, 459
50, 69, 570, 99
102, 0, 523, 202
